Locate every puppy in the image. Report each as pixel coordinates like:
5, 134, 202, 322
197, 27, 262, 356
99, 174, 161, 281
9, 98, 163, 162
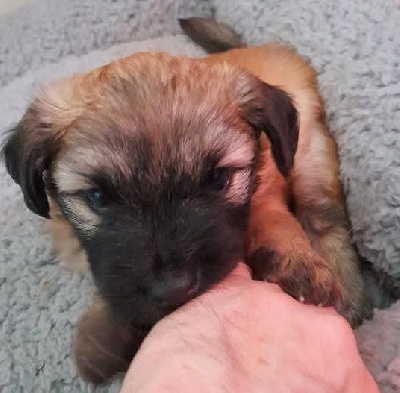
2, 17, 371, 383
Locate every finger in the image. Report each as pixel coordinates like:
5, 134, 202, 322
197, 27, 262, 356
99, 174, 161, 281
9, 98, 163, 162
227, 262, 252, 280
211, 262, 251, 292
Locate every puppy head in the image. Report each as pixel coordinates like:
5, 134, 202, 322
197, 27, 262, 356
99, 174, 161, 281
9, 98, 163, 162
3, 53, 298, 324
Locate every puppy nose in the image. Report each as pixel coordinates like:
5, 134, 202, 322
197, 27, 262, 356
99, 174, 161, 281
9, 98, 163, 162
152, 272, 199, 308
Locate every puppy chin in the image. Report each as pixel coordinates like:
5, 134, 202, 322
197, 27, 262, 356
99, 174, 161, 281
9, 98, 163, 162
129, 301, 173, 327
105, 293, 192, 327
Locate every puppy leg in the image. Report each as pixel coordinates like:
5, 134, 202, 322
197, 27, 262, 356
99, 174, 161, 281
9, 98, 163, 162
73, 295, 146, 383
247, 138, 341, 307
247, 201, 341, 307
291, 121, 372, 326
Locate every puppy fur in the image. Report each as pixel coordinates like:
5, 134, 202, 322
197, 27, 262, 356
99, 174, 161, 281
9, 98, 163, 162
3, 18, 371, 383
205, 43, 370, 319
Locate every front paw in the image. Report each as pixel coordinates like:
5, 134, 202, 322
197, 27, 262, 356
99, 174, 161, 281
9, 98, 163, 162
247, 247, 342, 308
73, 298, 145, 384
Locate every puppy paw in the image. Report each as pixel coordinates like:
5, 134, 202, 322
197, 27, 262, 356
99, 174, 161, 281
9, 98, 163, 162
73, 298, 143, 384
247, 247, 342, 308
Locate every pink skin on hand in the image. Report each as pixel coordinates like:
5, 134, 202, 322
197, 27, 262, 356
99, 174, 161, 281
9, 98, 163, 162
120, 263, 379, 393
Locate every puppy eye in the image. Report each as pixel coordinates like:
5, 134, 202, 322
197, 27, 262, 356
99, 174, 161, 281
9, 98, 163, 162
85, 189, 105, 209
206, 168, 232, 191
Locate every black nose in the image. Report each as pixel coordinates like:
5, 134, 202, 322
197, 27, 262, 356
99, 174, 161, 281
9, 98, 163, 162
152, 272, 199, 308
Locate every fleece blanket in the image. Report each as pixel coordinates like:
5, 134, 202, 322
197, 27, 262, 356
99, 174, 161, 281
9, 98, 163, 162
0, 0, 399, 392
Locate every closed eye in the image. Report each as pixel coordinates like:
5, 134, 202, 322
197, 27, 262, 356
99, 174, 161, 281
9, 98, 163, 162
205, 167, 233, 191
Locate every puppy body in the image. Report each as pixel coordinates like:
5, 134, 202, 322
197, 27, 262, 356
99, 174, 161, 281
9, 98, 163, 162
206, 44, 368, 319
3, 19, 371, 383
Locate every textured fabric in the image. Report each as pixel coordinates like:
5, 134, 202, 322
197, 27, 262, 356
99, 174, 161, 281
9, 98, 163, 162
356, 301, 400, 392
0, 0, 399, 392
0, 0, 213, 86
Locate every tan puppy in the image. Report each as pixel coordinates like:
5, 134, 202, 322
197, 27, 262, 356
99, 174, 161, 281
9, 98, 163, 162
3, 18, 371, 383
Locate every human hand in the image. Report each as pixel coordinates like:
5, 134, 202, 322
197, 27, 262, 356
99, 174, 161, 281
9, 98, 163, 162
120, 263, 378, 393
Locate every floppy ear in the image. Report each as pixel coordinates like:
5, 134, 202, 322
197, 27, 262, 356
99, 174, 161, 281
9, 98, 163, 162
2, 110, 55, 218
2, 75, 82, 218
240, 77, 299, 177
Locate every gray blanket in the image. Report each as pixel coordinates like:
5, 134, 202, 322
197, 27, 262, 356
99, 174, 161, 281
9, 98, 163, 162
0, 1, 399, 392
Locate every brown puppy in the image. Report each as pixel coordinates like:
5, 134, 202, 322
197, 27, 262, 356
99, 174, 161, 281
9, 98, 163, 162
2, 18, 371, 383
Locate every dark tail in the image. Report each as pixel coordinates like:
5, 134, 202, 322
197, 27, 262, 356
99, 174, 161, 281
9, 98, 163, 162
178, 17, 246, 53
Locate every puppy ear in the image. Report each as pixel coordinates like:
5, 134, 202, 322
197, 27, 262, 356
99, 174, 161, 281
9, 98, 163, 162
240, 78, 299, 177
2, 76, 83, 218
2, 110, 55, 218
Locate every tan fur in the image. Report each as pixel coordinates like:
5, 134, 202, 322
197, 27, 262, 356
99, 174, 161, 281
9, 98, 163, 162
73, 295, 136, 383
207, 44, 368, 323
48, 202, 89, 271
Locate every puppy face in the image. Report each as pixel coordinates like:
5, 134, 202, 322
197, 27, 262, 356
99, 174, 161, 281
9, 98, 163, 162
3, 53, 298, 325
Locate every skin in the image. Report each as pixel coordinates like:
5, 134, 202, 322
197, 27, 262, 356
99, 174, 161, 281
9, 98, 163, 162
120, 263, 378, 393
